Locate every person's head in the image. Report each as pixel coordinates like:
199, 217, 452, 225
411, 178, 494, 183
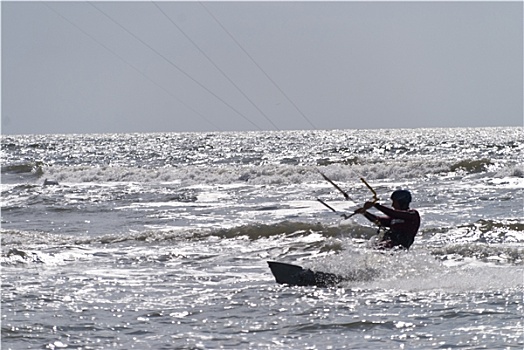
390, 190, 412, 210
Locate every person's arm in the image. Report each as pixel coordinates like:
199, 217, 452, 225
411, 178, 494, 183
355, 203, 391, 226
362, 211, 377, 223
374, 203, 417, 221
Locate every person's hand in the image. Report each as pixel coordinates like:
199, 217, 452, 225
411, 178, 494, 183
362, 201, 375, 210
353, 201, 376, 215
353, 207, 366, 214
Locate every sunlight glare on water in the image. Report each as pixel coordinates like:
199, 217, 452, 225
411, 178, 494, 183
1, 127, 523, 349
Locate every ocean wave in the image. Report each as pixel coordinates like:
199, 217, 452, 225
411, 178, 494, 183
495, 164, 524, 178
31, 158, 522, 186
4, 248, 44, 264
431, 243, 524, 265
3, 127, 521, 171
3, 220, 523, 269
89, 221, 377, 243
449, 158, 494, 174
0, 221, 374, 248
1, 161, 45, 176
429, 219, 524, 245
3, 216, 521, 250
210, 221, 343, 240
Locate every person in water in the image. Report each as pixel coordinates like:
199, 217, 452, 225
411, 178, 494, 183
354, 190, 420, 249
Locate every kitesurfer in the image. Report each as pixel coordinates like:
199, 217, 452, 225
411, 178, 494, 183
354, 190, 420, 249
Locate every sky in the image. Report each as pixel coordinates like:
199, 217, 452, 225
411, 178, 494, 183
2, 1, 523, 135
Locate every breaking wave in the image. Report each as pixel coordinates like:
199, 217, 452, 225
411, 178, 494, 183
7, 158, 521, 187
3, 217, 523, 268
450, 158, 494, 173
429, 219, 524, 245
431, 243, 524, 265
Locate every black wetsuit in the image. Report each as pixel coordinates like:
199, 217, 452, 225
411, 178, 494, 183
363, 203, 421, 249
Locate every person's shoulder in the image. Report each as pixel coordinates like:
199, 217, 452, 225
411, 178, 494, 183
407, 208, 421, 217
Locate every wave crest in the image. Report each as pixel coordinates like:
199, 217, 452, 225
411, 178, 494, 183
450, 158, 493, 174
431, 243, 524, 265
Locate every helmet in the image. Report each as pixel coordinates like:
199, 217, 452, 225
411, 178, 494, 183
391, 190, 412, 204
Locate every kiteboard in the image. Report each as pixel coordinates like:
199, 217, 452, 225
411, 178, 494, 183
267, 261, 343, 287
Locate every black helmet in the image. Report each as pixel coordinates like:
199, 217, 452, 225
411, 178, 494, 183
391, 190, 412, 204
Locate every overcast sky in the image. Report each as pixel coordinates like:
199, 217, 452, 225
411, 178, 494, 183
2, 1, 523, 135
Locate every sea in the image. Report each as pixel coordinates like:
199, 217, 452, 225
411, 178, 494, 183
1, 126, 523, 349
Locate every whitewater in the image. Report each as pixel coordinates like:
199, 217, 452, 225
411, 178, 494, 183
1, 127, 523, 349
